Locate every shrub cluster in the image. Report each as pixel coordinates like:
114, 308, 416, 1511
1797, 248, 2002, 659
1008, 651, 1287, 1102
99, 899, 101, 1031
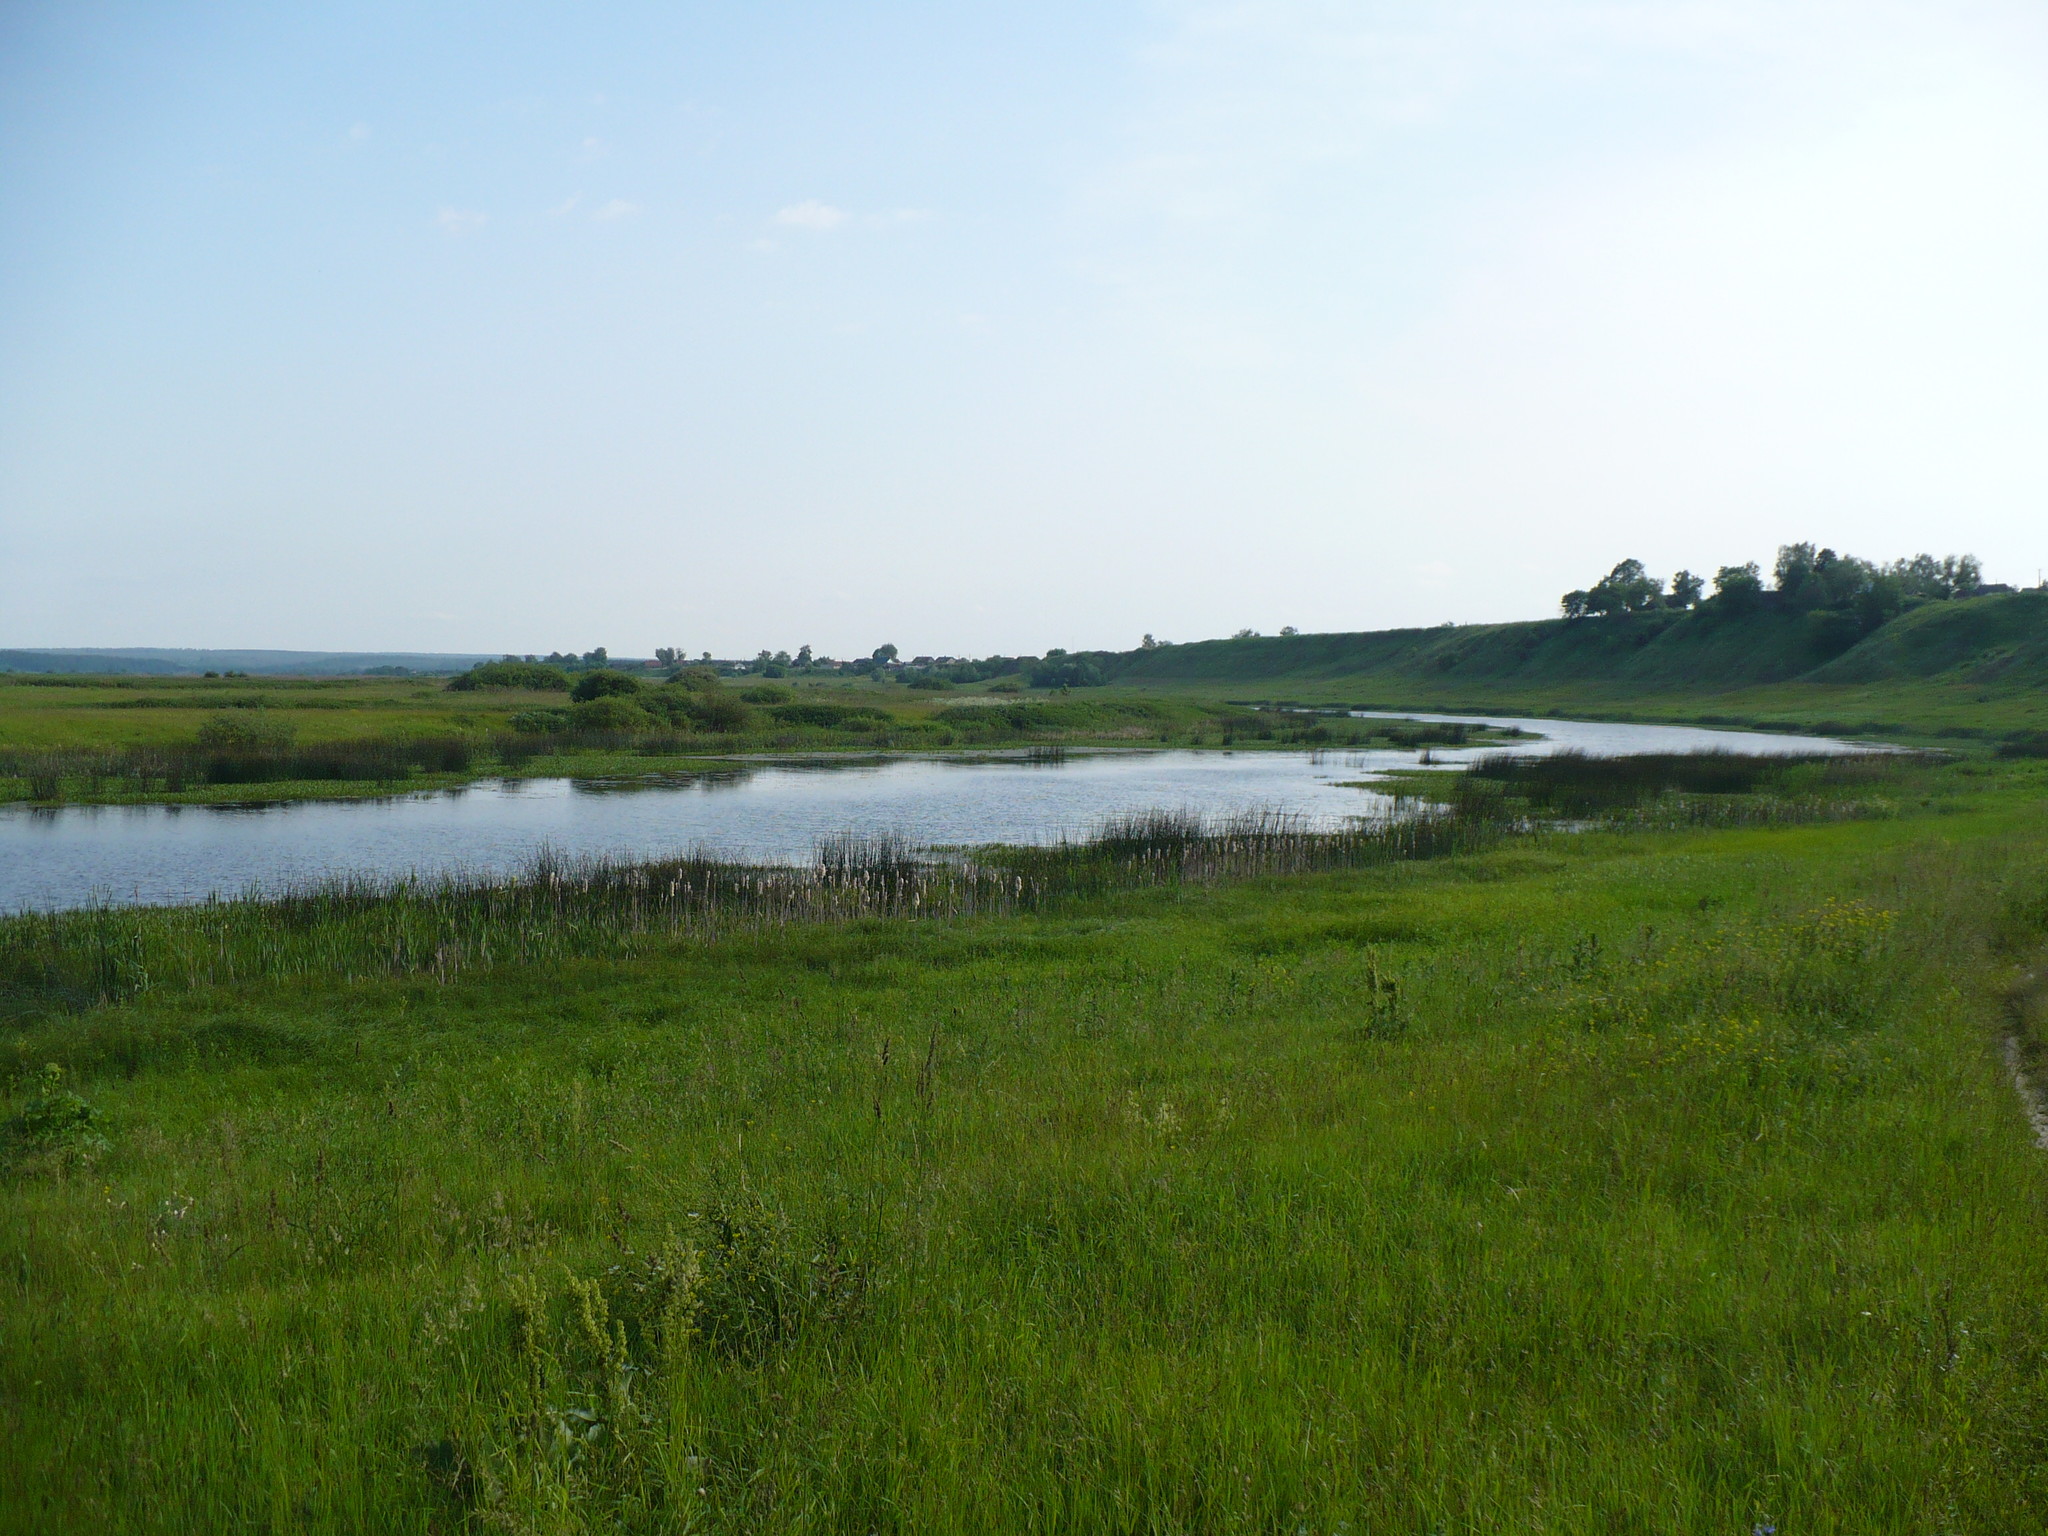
568, 670, 642, 703
446, 661, 572, 692
508, 674, 756, 736
1028, 654, 1107, 689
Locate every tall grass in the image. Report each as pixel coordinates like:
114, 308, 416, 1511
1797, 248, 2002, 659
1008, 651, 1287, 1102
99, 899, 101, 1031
1443, 747, 1929, 818
0, 806, 1499, 1022
6, 767, 2048, 1531
998, 806, 1491, 895
0, 736, 478, 800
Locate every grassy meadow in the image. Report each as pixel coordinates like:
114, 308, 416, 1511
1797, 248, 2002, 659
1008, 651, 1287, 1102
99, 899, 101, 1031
0, 673, 509, 750
0, 671, 1502, 809
6, 751, 2048, 1531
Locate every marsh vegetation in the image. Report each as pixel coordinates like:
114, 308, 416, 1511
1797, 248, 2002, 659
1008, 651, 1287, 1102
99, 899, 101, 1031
0, 674, 1516, 809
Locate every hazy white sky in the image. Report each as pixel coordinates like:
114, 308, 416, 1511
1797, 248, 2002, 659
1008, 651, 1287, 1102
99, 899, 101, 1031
3, 1, 2045, 656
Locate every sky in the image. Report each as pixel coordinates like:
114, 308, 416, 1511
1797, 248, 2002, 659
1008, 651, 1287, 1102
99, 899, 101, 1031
3, 0, 2046, 658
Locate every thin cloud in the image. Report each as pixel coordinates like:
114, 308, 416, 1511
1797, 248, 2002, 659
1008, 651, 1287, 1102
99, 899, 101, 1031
593, 199, 640, 221
774, 200, 848, 230
547, 193, 581, 217
435, 207, 487, 235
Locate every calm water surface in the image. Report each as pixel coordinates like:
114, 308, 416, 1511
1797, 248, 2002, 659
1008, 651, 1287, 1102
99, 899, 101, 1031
0, 714, 1868, 911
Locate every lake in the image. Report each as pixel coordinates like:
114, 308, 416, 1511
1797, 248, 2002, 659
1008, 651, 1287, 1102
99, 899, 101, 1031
0, 713, 1868, 911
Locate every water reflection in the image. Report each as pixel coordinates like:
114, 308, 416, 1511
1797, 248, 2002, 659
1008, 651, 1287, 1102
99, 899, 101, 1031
0, 714, 1869, 912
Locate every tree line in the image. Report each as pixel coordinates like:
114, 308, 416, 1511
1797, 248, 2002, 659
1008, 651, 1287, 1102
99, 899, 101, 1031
1561, 546, 1988, 649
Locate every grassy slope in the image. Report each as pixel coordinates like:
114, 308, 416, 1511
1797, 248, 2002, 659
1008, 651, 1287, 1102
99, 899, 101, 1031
7, 760, 2048, 1532
1105, 591, 2048, 738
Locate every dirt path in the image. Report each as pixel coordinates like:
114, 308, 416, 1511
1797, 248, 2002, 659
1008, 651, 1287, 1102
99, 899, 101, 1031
2005, 969, 2048, 1150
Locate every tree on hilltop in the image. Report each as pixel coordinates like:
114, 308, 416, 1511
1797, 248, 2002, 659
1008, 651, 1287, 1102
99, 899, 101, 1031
1708, 563, 1763, 610
1561, 559, 1664, 618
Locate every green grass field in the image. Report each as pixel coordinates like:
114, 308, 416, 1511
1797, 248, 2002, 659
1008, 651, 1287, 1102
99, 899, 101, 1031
0, 674, 506, 749
6, 753, 2048, 1532
0, 673, 1508, 808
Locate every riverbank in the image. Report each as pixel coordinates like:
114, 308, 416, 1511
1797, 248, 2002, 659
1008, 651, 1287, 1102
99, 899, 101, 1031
6, 752, 2048, 1530
1237, 680, 2047, 743
0, 726, 1872, 914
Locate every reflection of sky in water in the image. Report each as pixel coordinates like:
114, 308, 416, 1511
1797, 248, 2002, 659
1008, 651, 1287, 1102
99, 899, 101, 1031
0, 714, 1870, 911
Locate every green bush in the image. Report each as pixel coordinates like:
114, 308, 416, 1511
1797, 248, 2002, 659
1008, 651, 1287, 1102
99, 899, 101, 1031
3, 1064, 109, 1174
569, 697, 655, 731
740, 684, 793, 704
570, 670, 645, 703
1029, 657, 1106, 689
644, 686, 751, 733
681, 691, 751, 734
667, 666, 723, 691
446, 662, 571, 692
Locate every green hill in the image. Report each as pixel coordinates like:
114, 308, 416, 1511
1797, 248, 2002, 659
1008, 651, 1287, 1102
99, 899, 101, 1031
1806, 590, 2048, 685
1084, 591, 2048, 738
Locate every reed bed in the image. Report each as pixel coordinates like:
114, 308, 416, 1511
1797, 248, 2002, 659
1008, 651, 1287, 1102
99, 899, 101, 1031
0, 736, 479, 800
0, 807, 1497, 1017
0, 728, 954, 803
1448, 747, 1927, 817
996, 806, 1493, 896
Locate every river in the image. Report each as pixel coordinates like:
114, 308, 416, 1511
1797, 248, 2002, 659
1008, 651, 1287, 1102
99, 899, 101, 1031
0, 713, 1867, 911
